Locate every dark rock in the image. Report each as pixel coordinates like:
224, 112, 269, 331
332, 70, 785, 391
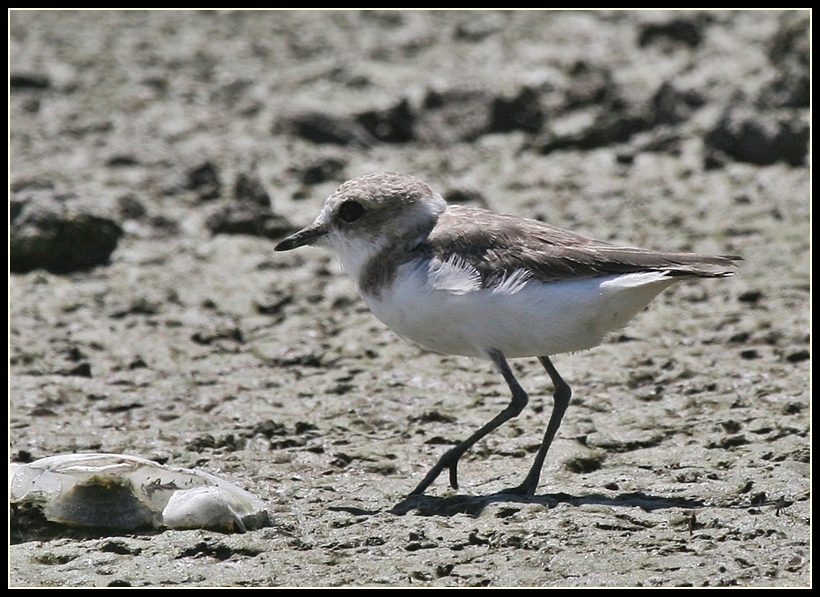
355, 98, 415, 143
186, 161, 222, 202
490, 86, 544, 134
10, 190, 123, 274
277, 111, 376, 147
233, 173, 271, 207
705, 105, 809, 167
205, 174, 295, 239
10, 73, 51, 90
638, 17, 705, 49
651, 82, 705, 125
759, 12, 809, 108
298, 157, 347, 185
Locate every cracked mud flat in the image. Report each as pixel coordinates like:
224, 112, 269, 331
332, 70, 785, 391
9, 10, 809, 587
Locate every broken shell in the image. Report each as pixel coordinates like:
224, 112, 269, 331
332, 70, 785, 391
9, 453, 270, 532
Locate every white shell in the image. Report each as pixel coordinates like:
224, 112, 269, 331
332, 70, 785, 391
9, 453, 269, 532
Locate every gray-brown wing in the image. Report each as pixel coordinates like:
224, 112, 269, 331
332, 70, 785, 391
422, 205, 740, 286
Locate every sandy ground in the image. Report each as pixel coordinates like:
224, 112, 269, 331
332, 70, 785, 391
9, 10, 810, 587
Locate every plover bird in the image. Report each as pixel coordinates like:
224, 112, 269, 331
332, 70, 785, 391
275, 172, 739, 497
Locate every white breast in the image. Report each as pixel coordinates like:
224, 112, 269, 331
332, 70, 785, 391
361, 256, 679, 359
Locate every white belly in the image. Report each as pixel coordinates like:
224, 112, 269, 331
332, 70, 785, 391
362, 259, 679, 359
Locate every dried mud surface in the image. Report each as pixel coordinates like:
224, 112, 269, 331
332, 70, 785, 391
9, 10, 810, 587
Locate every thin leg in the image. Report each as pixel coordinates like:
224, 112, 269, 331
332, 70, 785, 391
502, 355, 572, 496
408, 349, 528, 496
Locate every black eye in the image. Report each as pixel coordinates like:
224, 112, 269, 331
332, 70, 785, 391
338, 200, 365, 223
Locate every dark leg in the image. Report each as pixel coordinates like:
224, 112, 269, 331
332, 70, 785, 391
408, 349, 529, 496
501, 355, 572, 496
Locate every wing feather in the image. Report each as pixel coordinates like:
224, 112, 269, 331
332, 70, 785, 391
418, 205, 739, 287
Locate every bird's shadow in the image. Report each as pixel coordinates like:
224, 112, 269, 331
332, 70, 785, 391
328, 490, 711, 518
390, 491, 707, 517
328, 490, 794, 518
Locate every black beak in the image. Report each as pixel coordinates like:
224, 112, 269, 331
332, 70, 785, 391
274, 222, 327, 251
